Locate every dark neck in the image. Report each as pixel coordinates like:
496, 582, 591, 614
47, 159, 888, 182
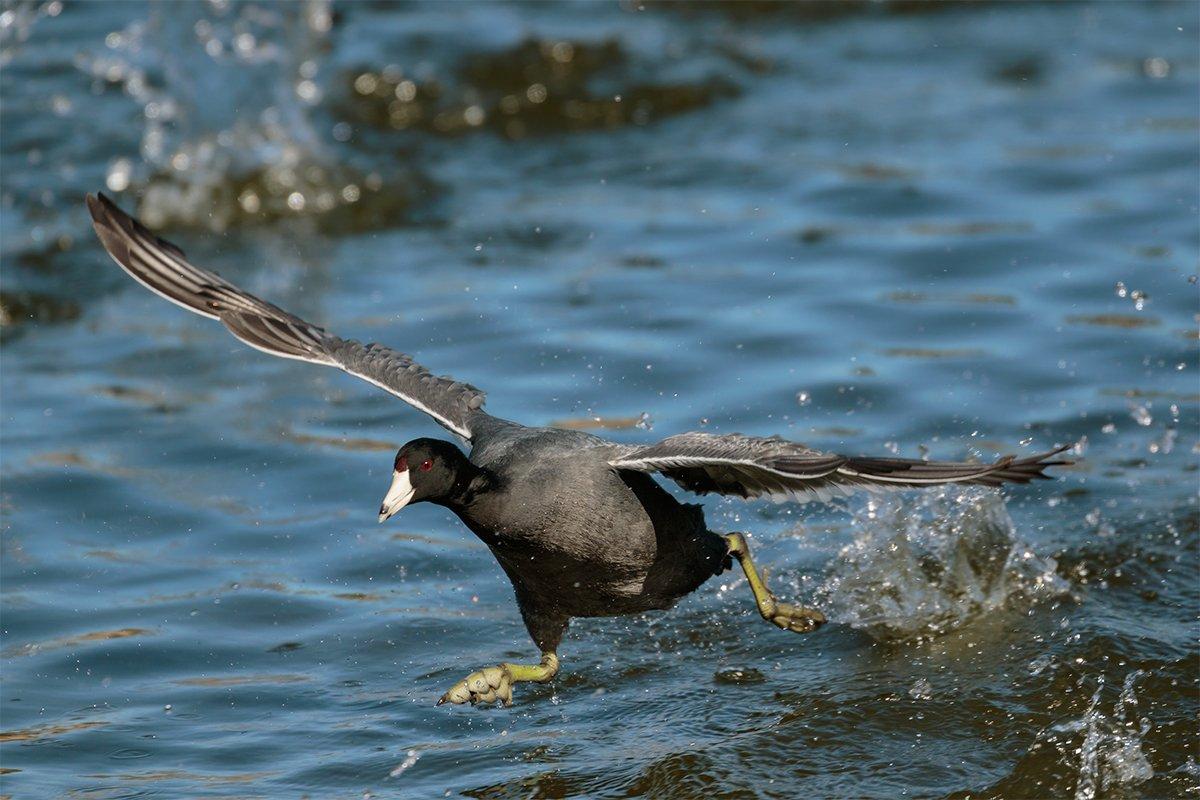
431, 460, 494, 511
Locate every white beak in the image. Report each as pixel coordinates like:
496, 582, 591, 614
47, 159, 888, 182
378, 469, 414, 523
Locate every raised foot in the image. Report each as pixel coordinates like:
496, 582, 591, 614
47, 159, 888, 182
438, 665, 513, 707
765, 599, 827, 634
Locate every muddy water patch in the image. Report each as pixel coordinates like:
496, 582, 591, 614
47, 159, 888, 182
3, 627, 155, 659
338, 36, 739, 140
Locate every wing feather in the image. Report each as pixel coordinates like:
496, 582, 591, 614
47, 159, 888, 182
608, 432, 1071, 502
87, 193, 486, 440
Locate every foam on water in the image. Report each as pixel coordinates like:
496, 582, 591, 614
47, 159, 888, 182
818, 486, 1069, 641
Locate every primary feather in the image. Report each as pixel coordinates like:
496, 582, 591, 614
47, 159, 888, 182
86, 193, 486, 440
608, 432, 1071, 502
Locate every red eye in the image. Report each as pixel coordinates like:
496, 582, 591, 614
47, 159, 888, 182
419, 459, 433, 472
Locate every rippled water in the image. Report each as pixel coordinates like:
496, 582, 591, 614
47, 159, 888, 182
2, 2, 1197, 797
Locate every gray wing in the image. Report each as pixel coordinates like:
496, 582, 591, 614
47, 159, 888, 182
87, 193, 485, 440
608, 432, 1072, 503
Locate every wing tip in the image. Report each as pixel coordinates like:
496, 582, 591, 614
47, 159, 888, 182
86, 191, 122, 231
87, 191, 136, 268
86, 190, 189, 263
992, 443, 1077, 484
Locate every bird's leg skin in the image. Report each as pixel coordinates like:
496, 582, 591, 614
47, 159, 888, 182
725, 532, 826, 634
437, 652, 559, 707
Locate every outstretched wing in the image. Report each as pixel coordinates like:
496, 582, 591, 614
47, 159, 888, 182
608, 432, 1071, 503
87, 193, 486, 440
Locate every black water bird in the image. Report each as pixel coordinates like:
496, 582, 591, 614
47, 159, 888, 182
86, 193, 1071, 706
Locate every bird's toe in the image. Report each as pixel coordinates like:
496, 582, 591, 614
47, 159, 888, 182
770, 603, 827, 634
438, 666, 513, 707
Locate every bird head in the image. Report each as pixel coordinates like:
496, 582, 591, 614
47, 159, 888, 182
378, 438, 472, 522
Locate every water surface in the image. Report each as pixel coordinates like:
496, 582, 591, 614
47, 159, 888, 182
1, 1, 1197, 797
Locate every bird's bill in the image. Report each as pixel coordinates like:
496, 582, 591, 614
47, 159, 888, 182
378, 469, 415, 522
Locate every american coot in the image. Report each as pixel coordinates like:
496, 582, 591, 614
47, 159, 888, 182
86, 193, 1072, 707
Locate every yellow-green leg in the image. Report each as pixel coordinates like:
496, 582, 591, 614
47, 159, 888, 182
726, 532, 826, 634
437, 652, 560, 707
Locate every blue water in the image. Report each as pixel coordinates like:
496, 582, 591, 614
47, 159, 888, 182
1, 1, 1197, 797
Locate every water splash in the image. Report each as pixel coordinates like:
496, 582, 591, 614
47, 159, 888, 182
80, 1, 412, 232
0, 0, 62, 66
817, 486, 1068, 641
388, 748, 421, 778
130, 116, 410, 232
1050, 671, 1154, 799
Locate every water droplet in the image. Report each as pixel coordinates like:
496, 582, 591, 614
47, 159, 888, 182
354, 73, 378, 95
635, 412, 653, 430
1143, 56, 1170, 78
1028, 654, 1053, 676
105, 158, 132, 192
1129, 404, 1152, 427
395, 80, 417, 102
526, 83, 548, 104
287, 192, 305, 211
551, 41, 574, 63
796, 391, 811, 407
1149, 427, 1177, 455
296, 80, 321, 104
238, 190, 260, 214
234, 32, 256, 58
463, 105, 485, 127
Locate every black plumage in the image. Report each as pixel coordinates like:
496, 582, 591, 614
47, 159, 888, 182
86, 193, 1072, 706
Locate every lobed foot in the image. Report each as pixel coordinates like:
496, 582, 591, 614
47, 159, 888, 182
764, 599, 826, 634
726, 532, 828, 636
438, 665, 514, 707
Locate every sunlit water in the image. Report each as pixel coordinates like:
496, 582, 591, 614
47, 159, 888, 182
2, 2, 1197, 798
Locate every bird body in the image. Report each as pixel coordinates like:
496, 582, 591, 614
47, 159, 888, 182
86, 192, 1071, 706
460, 421, 729, 621
393, 418, 730, 655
